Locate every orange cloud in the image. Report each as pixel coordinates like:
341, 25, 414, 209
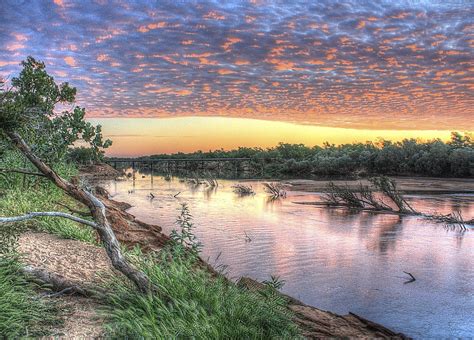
235, 59, 250, 65
138, 21, 167, 33
64, 56, 76, 66
96, 54, 110, 62
216, 69, 235, 75
222, 37, 242, 51
356, 20, 366, 29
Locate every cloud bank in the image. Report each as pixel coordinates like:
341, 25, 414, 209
1, 0, 473, 129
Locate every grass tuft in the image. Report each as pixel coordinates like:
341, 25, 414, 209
102, 249, 299, 338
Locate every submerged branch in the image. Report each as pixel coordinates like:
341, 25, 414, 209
403, 271, 416, 284
263, 182, 287, 198
321, 177, 420, 215
232, 184, 255, 196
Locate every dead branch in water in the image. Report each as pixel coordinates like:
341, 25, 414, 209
403, 271, 416, 284
202, 171, 218, 188
369, 177, 417, 214
425, 210, 472, 231
322, 177, 419, 214
323, 182, 364, 208
320, 177, 472, 230
263, 182, 287, 198
232, 184, 255, 196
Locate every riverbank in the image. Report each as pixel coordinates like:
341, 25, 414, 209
2, 162, 419, 337
284, 176, 474, 194
15, 189, 408, 338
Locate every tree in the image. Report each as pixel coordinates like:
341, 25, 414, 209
0, 57, 151, 293
1, 56, 111, 163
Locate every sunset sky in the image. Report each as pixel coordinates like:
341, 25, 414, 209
1, 0, 473, 155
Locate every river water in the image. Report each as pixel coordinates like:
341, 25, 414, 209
102, 172, 474, 338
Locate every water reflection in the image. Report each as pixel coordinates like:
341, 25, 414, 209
102, 172, 474, 338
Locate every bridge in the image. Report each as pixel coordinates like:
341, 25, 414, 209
104, 157, 269, 175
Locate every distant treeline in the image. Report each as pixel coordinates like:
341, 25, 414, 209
132, 132, 474, 178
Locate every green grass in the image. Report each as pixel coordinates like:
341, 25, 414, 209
0, 254, 62, 337
103, 248, 300, 339
0, 187, 96, 244
0, 150, 96, 243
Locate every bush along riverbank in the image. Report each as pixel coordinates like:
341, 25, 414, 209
118, 132, 474, 179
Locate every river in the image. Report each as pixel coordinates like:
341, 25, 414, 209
102, 172, 474, 338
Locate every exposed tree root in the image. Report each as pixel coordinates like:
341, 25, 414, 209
22, 265, 103, 298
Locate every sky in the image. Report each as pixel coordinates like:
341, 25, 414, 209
1, 0, 473, 155
89, 117, 457, 157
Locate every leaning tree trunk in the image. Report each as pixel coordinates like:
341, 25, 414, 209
4, 131, 152, 294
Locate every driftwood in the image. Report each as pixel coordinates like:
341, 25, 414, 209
2, 131, 152, 294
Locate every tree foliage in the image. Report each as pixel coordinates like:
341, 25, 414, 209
0, 56, 111, 163
138, 135, 474, 178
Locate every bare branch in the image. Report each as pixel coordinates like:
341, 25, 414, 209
55, 202, 91, 217
0, 168, 46, 177
0, 211, 98, 229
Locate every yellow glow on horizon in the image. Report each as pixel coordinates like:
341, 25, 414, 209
87, 117, 460, 157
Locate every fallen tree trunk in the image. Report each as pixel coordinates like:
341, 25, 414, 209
3, 131, 152, 294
